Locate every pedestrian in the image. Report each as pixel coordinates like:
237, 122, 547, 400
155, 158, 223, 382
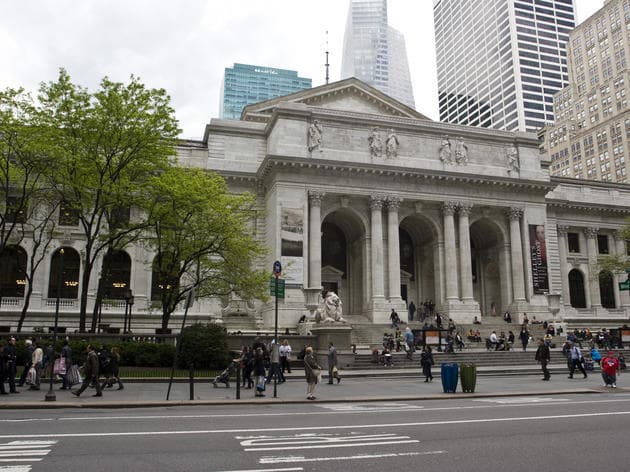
303, 346, 321, 400
327, 342, 340, 384
5, 336, 19, 394
252, 347, 266, 397
29, 340, 43, 391
404, 327, 415, 360
17, 338, 33, 387
279, 339, 292, 374
408, 301, 416, 322
590, 346, 602, 365
101, 346, 124, 390
71, 345, 102, 397
519, 327, 529, 351
535, 339, 551, 381
266, 340, 285, 384
601, 351, 620, 388
0, 342, 7, 395
420, 345, 434, 382
390, 308, 400, 329
59, 339, 72, 390
240, 345, 254, 389
568, 342, 588, 379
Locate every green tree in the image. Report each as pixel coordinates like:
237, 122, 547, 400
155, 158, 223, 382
143, 166, 268, 329
37, 69, 180, 332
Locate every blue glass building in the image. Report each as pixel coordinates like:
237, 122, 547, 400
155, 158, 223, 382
220, 63, 312, 120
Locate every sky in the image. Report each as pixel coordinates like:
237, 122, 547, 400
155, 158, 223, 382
0, 1, 604, 139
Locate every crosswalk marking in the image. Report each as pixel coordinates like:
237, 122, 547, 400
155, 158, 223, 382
474, 397, 570, 404
318, 402, 423, 412
0, 441, 56, 467
259, 450, 446, 464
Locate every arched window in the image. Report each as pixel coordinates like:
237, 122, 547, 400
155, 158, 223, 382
101, 250, 131, 299
0, 246, 27, 298
48, 247, 80, 299
569, 269, 587, 308
599, 270, 616, 308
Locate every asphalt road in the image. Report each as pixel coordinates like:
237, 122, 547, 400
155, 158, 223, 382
1, 392, 630, 472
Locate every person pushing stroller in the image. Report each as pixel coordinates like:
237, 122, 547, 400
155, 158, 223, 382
212, 359, 238, 388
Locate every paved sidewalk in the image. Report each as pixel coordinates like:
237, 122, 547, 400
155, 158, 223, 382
0, 367, 620, 409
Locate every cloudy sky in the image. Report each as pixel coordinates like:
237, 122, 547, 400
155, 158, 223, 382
1, 0, 603, 139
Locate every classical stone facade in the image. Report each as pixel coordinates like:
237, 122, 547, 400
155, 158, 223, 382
2, 78, 629, 333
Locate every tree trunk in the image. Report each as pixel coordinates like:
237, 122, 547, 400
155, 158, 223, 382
78, 258, 94, 333
16, 283, 34, 333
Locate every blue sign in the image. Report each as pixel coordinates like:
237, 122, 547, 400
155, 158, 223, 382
273, 260, 282, 275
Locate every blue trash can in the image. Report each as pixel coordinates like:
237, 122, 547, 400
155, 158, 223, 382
441, 362, 459, 393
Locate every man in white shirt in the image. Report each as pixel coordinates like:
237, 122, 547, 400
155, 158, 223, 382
30, 340, 44, 390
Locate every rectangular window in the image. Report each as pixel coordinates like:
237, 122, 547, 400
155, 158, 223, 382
5, 196, 26, 224
567, 232, 580, 253
59, 201, 80, 226
597, 234, 610, 254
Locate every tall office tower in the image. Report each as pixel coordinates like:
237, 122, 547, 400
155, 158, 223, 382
434, 0, 576, 132
220, 63, 312, 120
341, 0, 416, 108
545, 0, 630, 182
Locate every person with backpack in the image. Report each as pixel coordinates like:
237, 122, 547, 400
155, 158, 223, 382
71, 345, 102, 397
568, 342, 588, 379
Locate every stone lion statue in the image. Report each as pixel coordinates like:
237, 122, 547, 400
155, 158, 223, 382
314, 291, 346, 324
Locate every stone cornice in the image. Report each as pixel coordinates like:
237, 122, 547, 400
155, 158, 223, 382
256, 154, 554, 193
546, 199, 630, 215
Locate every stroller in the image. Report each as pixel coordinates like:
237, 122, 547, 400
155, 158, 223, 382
212, 360, 238, 388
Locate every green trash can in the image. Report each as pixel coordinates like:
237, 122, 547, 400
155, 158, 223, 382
460, 363, 477, 393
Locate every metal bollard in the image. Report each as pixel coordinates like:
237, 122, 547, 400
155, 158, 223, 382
236, 363, 241, 400
189, 364, 194, 400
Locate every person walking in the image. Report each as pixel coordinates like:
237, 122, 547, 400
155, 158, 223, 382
327, 342, 340, 384
279, 339, 292, 375
519, 327, 530, 351
240, 345, 254, 389
5, 337, 19, 394
303, 346, 321, 400
420, 345, 434, 382
404, 327, 415, 360
535, 339, 551, 381
101, 346, 123, 390
408, 301, 416, 322
71, 345, 102, 397
266, 340, 285, 384
0, 343, 7, 395
17, 338, 34, 387
601, 351, 620, 388
252, 347, 266, 397
59, 340, 72, 390
29, 340, 43, 391
568, 342, 588, 379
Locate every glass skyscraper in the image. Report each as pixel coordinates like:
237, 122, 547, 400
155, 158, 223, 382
434, 0, 576, 132
220, 63, 312, 120
341, 0, 415, 108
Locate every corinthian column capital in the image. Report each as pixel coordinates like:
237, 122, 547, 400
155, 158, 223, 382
507, 207, 523, 221
308, 190, 324, 207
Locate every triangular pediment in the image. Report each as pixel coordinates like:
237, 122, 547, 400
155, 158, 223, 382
241, 77, 430, 122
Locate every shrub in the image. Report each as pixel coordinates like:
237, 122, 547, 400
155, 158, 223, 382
177, 323, 230, 370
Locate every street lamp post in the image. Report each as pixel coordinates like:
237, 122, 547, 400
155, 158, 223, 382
45, 248, 64, 402
123, 289, 134, 334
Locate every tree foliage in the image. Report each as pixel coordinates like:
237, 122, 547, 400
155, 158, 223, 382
37, 69, 180, 331
143, 166, 268, 329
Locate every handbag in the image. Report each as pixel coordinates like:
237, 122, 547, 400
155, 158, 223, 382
26, 367, 37, 385
332, 366, 339, 377
311, 368, 321, 377
67, 364, 82, 386
53, 357, 66, 375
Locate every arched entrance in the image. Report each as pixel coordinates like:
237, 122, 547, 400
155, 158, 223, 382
470, 218, 507, 317
321, 208, 366, 317
599, 270, 616, 308
569, 269, 586, 308
48, 247, 80, 299
0, 246, 27, 298
399, 214, 439, 318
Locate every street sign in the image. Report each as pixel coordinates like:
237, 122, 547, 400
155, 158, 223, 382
273, 260, 282, 276
270, 277, 285, 298
619, 280, 630, 291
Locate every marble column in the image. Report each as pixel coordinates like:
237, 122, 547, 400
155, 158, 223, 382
308, 190, 323, 289
370, 195, 385, 298
386, 196, 402, 301
458, 202, 474, 300
442, 201, 459, 301
507, 207, 526, 301
557, 225, 571, 306
584, 227, 601, 308
614, 231, 630, 308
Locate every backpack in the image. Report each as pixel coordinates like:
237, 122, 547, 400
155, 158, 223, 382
98, 349, 111, 373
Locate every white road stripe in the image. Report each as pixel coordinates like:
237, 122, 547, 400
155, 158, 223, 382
0, 466, 32, 472
240, 433, 403, 446
2, 397, 630, 424
1, 410, 630, 439
215, 468, 303, 472
0, 460, 41, 463
244, 439, 420, 452
0, 452, 49, 457
259, 451, 445, 464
